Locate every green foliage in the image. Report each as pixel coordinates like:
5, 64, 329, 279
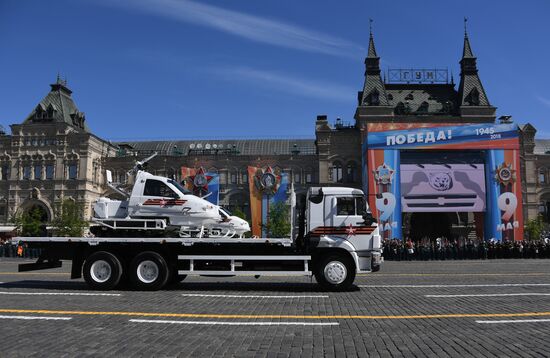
232, 207, 248, 221
14, 207, 45, 237
232, 207, 252, 238
263, 201, 291, 238
52, 199, 88, 237
526, 215, 546, 241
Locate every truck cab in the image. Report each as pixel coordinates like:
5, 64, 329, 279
303, 187, 382, 278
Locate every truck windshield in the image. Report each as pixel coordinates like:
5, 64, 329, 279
168, 179, 191, 195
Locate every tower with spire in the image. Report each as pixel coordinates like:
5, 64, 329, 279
355, 20, 496, 126
354, 22, 393, 125
457, 19, 496, 121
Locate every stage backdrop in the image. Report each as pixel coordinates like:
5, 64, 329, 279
247, 166, 289, 237
364, 122, 523, 242
180, 167, 219, 205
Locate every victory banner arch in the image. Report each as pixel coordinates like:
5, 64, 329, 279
363, 122, 523, 242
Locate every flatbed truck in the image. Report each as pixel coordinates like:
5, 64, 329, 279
16, 187, 382, 291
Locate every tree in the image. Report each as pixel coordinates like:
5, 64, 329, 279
232, 207, 252, 238
526, 215, 546, 241
262, 201, 291, 238
52, 199, 88, 237
14, 207, 46, 237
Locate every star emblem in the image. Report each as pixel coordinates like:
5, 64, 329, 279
495, 162, 516, 185
187, 167, 214, 198
373, 163, 395, 185
345, 224, 357, 237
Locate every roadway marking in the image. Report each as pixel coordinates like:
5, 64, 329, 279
360, 284, 550, 288
181, 294, 328, 298
0, 291, 121, 297
3, 308, 550, 320
476, 319, 550, 324
129, 319, 338, 326
426, 293, 550, 298
0, 315, 72, 321
365, 273, 550, 277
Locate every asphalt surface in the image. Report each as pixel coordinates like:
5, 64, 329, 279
0, 258, 549, 357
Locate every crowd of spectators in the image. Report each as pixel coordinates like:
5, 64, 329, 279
383, 236, 550, 261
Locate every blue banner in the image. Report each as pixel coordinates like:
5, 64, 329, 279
367, 123, 518, 149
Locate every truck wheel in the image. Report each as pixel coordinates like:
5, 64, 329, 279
314, 254, 356, 291
129, 252, 169, 291
83, 251, 123, 290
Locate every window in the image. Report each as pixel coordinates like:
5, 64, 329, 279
306, 173, 312, 183
230, 173, 237, 184
336, 197, 366, 216
68, 164, 78, 179
144, 179, 177, 197
294, 172, 301, 183
539, 168, 546, 184
331, 162, 343, 183
34, 164, 42, 180
219, 172, 227, 185
368, 89, 380, 106
46, 164, 54, 180
336, 197, 356, 216
466, 88, 480, 106
346, 163, 356, 183
417, 101, 429, 113
1, 165, 8, 180
23, 165, 31, 180
242, 172, 248, 184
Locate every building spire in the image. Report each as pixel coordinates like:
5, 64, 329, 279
462, 17, 474, 58
367, 19, 377, 58
457, 21, 493, 112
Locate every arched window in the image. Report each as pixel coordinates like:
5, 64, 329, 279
417, 101, 429, 113
466, 88, 480, 106
395, 102, 406, 115
305, 167, 313, 184
368, 89, 380, 106
539, 168, 546, 184
331, 162, 343, 183
346, 162, 357, 183
65, 154, 79, 180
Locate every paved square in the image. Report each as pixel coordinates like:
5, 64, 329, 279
1, 258, 549, 357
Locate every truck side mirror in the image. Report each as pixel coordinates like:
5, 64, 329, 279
362, 212, 377, 226
308, 189, 323, 204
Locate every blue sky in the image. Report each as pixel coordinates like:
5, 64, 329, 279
1, 0, 549, 139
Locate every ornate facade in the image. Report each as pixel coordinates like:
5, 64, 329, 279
1, 30, 548, 239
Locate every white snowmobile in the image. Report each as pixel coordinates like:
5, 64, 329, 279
91, 153, 250, 238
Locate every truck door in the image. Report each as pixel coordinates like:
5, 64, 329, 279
326, 196, 365, 227
132, 179, 182, 217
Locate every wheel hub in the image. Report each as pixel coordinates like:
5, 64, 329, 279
137, 260, 159, 283
324, 261, 347, 284
90, 260, 112, 283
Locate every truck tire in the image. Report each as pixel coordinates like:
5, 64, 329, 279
83, 251, 123, 290
129, 252, 169, 291
314, 253, 356, 291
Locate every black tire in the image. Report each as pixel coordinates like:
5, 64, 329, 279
314, 253, 356, 291
83, 251, 123, 290
129, 251, 170, 291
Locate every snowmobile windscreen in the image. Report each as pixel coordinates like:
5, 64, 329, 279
168, 179, 191, 195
